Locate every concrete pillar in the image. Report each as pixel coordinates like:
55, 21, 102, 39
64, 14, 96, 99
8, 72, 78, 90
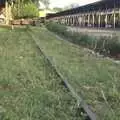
87, 14, 90, 27
65, 17, 67, 25
92, 14, 95, 27
78, 16, 82, 26
84, 15, 86, 27
74, 16, 76, 26
71, 17, 72, 25
98, 13, 101, 28
119, 9, 120, 27
105, 13, 108, 28
75, 16, 78, 26
66, 17, 68, 25
113, 10, 116, 29
69, 17, 71, 25
75, 16, 77, 26
68, 17, 70, 25
119, 9, 120, 20
72, 16, 74, 26
68, 17, 69, 25
67, 17, 69, 25
82, 15, 85, 27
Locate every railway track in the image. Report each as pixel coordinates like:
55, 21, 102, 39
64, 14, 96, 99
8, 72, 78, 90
28, 29, 97, 120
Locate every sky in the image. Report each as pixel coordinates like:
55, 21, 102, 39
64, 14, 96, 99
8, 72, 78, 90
50, 0, 100, 8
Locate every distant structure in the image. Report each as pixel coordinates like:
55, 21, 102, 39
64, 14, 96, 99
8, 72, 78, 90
0, 0, 14, 24
47, 0, 120, 28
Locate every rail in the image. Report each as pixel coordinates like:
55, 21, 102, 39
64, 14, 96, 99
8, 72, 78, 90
28, 28, 97, 120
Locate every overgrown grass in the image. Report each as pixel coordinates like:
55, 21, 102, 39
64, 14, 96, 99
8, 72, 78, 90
0, 28, 80, 120
31, 26, 120, 120
0, 26, 11, 32
46, 22, 120, 57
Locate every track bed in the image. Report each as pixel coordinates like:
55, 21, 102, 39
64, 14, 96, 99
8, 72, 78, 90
31, 27, 120, 120
0, 28, 80, 120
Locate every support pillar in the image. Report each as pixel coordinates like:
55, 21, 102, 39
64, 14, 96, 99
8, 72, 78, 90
72, 16, 74, 26
78, 16, 82, 26
92, 14, 95, 27
98, 13, 101, 28
105, 13, 108, 28
113, 10, 116, 29
119, 9, 120, 27
87, 14, 90, 27
69, 17, 70, 25
77, 16, 79, 26
82, 15, 85, 27
70, 17, 72, 25
66, 17, 68, 25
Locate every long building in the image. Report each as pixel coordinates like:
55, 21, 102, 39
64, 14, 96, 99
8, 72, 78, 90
47, 0, 120, 28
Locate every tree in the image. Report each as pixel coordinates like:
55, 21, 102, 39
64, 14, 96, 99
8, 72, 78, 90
31, 0, 40, 7
12, 0, 39, 19
23, 3, 39, 18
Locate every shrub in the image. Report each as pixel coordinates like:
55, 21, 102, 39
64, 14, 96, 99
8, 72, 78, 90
105, 36, 120, 56
46, 22, 67, 35
46, 22, 120, 57
22, 3, 39, 18
12, 2, 39, 19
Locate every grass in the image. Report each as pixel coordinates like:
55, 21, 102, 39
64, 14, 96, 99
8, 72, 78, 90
46, 22, 120, 57
0, 27, 80, 120
30, 26, 120, 120
0, 27, 10, 32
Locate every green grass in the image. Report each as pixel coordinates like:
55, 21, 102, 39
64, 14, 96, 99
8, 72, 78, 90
46, 22, 120, 57
0, 28, 80, 120
0, 27, 10, 32
30, 27, 120, 120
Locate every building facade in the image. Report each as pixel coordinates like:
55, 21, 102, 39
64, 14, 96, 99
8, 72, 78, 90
47, 0, 120, 29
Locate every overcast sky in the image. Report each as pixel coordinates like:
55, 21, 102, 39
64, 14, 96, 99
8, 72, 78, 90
50, 0, 100, 8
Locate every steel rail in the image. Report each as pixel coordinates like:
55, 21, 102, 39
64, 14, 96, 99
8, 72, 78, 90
28, 29, 97, 120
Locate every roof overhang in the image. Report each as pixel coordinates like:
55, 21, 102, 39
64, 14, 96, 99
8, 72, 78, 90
47, 0, 120, 18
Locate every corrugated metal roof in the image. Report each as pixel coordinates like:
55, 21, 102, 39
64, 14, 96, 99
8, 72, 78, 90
47, 0, 120, 18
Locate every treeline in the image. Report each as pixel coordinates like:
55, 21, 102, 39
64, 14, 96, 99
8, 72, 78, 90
12, 0, 50, 19
12, 0, 39, 19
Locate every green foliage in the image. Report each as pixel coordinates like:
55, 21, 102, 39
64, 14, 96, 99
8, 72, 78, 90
12, 0, 39, 19
46, 22, 67, 36
22, 3, 39, 18
46, 22, 120, 57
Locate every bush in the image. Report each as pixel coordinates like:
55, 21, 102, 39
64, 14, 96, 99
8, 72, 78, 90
46, 22, 67, 35
12, 2, 39, 19
105, 36, 120, 56
46, 22, 120, 57
22, 3, 39, 18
